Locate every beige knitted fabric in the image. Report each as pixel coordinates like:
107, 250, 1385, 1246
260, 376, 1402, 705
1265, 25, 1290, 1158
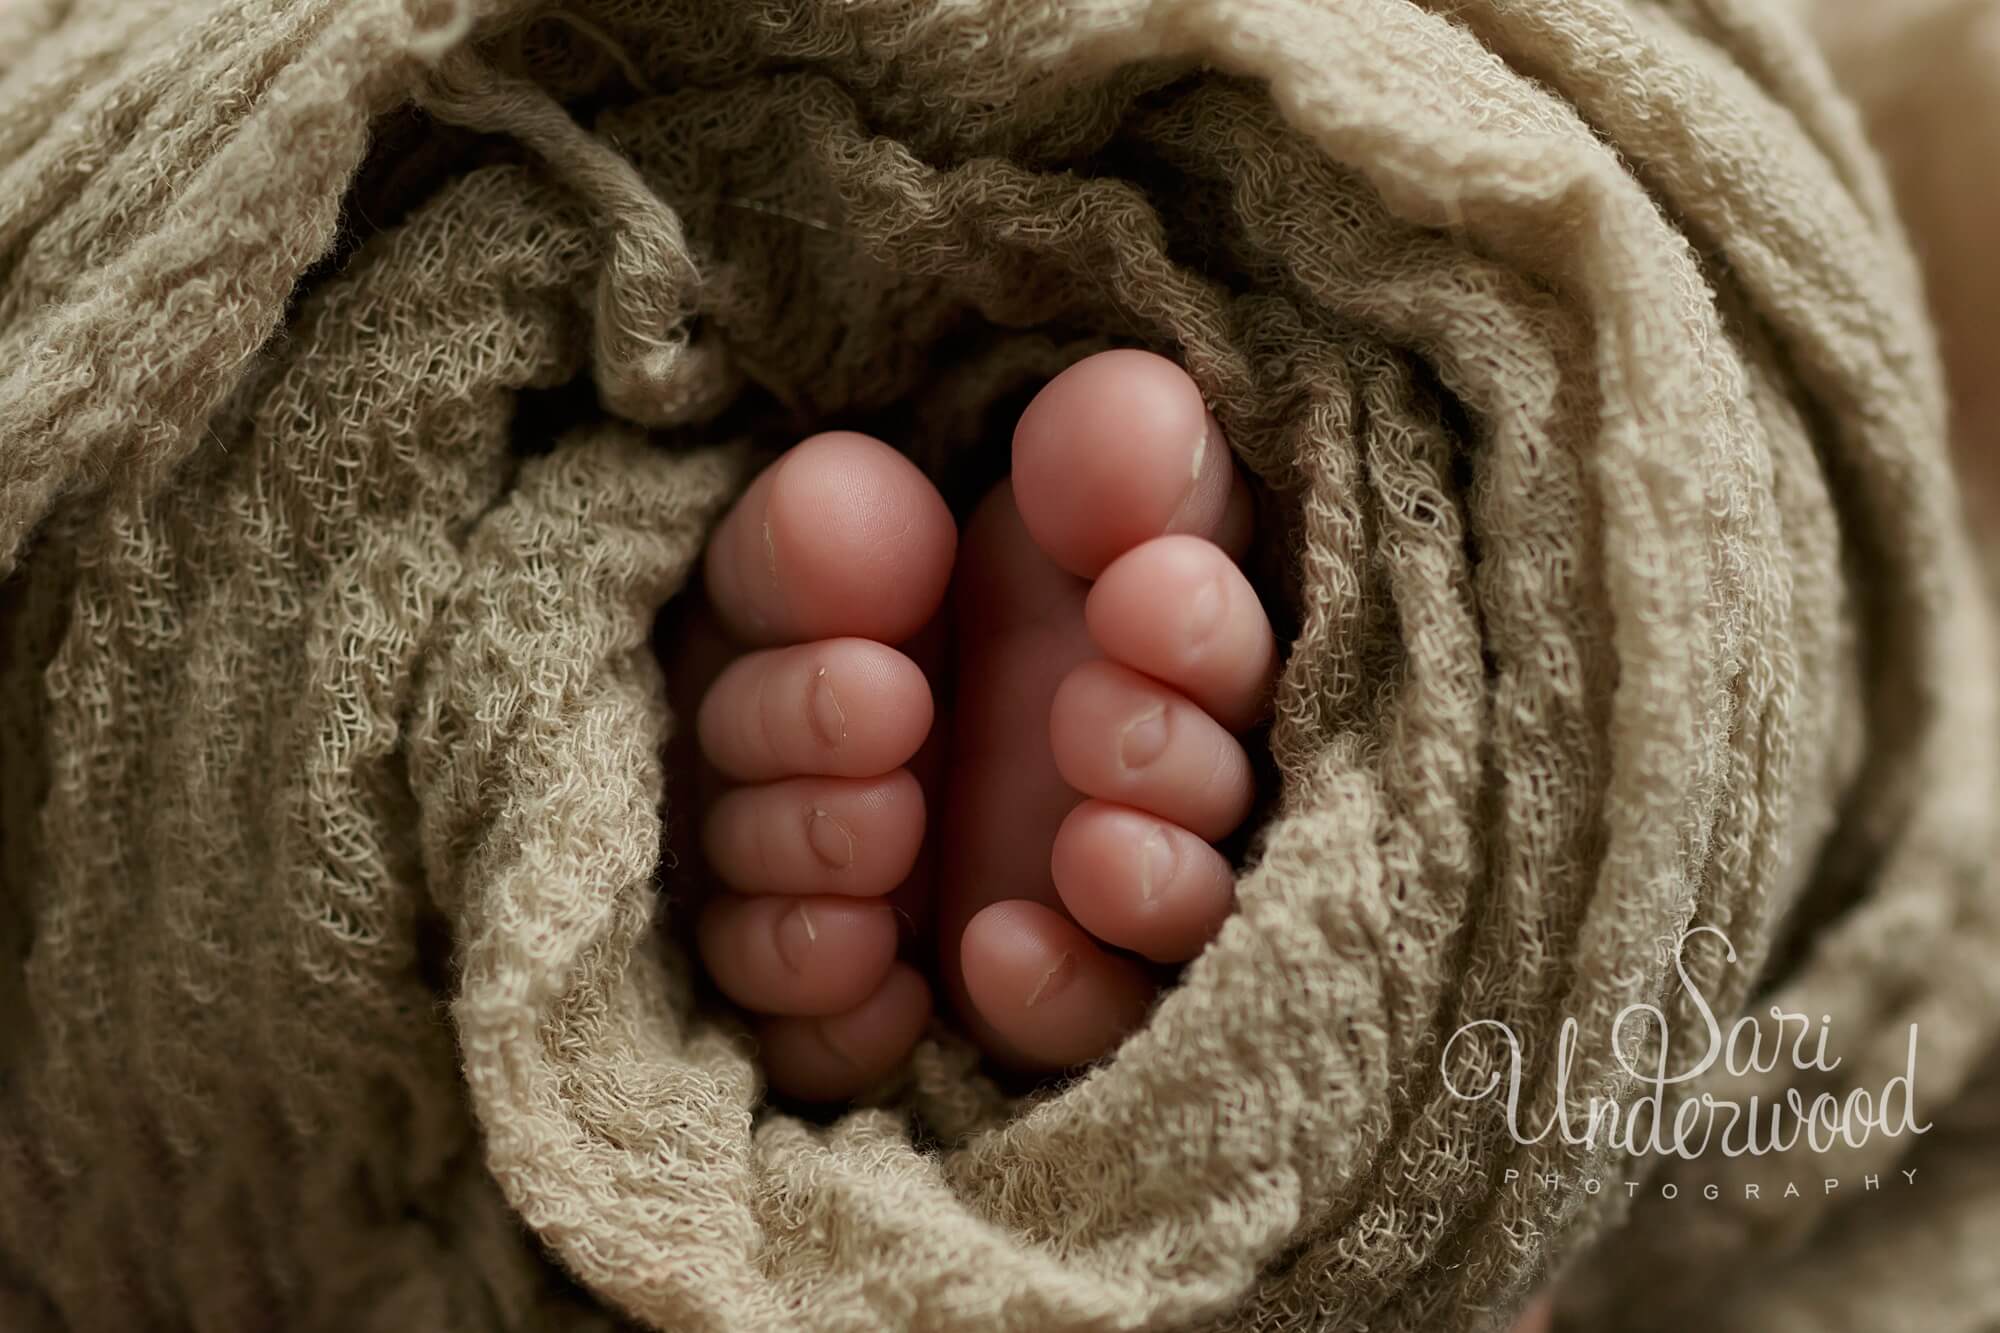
3, 1, 1997, 1330
1548, 3, 2000, 1329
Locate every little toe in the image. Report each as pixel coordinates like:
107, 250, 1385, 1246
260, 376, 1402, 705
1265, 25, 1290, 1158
1011, 348, 1249, 578
697, 894, 899, 1017
959, 900, 1155, 1070
1048, 659, 1254, 841
1051, 801, 1235, 963
704, 431, 956, 647
1086, 535, 1277, 733
702, 771, 925, 897
756, 963, 933, 1103
697, 638, 932, 783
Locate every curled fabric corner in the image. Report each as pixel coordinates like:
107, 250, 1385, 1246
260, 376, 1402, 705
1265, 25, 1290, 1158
418, 45, 726, 426
2, 1, 1999, 1332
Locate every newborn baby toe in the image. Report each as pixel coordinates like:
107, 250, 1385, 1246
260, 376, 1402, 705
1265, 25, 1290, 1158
696, 638, 933, 783
701, 772, 926, 898
1086, 534, 1276, 733
754, 964, 934, 1102
957, 900, 1156, 1071
702, 430, 956, 647
697, 894, 900, 1018
1008, 348, 1250, 576
1051, 801, 1236, 964
1047, 659, 1255, 842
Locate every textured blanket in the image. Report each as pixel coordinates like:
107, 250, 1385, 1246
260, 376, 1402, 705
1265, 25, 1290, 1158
4, 0, 1998, 1330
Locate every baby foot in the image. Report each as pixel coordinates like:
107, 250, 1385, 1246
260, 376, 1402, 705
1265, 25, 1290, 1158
682, 350, 1275, 1095
937, 349, 1276, 1072
686, 431, 956, 1101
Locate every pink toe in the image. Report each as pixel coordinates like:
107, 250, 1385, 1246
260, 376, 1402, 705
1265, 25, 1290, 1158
959, 899, 1155, 1070
697, 894, 899, 1017
697, 637, 934, 783
1048, 659, 1254, 841
704, 432, 957, 646
1085, 535, 1277, 732
1051, 801, 1235, 963
757, 963, 932, 1102
702, 771, 926, 898
1011, 349, 1234, 578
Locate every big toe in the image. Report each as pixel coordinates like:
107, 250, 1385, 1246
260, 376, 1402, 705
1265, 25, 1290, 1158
1010, 349, 1250, 577
704, 430, 957, 647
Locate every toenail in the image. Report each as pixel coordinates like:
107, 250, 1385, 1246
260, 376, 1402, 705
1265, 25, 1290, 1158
1169, 424, 1210, 528
1118, 705, 1169, 770
1024, 951, 1076, 1008
1138, 826, 1178, 903
806, 807, 856, 869
809, 666, 845, 749
1187, 575, 1225, 648
776, 903, 817, 972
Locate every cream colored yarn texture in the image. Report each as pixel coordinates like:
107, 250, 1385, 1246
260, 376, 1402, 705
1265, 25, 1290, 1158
3, 1, 1998, 1330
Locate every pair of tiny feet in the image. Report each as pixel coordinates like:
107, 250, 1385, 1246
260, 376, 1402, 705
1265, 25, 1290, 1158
670, 350, 1277, 1101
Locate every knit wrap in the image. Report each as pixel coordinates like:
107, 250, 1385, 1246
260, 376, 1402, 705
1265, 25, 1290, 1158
3, 1, 1996, 1330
